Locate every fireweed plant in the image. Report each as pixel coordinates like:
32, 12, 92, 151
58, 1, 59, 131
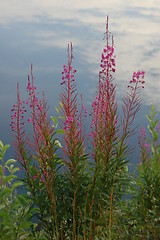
86, 18, 145, 239
135, 104, 160, 238
9, 17, 149, 239
11, 65, 63, 238
113, 105, 160, 239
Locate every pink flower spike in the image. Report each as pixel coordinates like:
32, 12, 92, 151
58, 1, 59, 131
68, 116, 73, 122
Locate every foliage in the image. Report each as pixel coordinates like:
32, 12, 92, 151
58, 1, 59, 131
0, 140, 46, 240
132, 104, 160, 239
2, 17, 158, 240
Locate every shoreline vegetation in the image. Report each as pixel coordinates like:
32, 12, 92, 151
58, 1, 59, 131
1, 17, 160, 239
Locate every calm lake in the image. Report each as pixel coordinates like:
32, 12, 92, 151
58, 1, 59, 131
0, 0, 160, 170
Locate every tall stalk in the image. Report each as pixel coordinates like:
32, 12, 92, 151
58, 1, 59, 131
59, 43, 88, 238
11, 65, 60, 238
89, 17, 145, 239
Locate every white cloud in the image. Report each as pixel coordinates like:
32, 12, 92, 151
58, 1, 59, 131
0, 0, 160, 109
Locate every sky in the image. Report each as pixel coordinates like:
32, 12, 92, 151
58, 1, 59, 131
0, 0, 160, 165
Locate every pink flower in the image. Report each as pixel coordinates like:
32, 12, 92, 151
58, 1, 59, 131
103, 48, 107, 53
89, 132, 93, 138
144, 143, 150, 150
34, 175, 37, 180
27, 118, 31, 122
85, 108, 87, 117
65, 73, 70, 79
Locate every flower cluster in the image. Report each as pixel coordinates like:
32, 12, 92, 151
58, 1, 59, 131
100, 45, 116, 74
11, 99, 27, 132
90, 41, 117, 143
27, 74, 43, 116
59, 43, 87, 168
61, 64, 76, 86
128, 70, 145, 90
64, 116, 73, 130
10, 68, 41, 132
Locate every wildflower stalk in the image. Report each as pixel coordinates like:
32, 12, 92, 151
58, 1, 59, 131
89, 16, 117, 237
59, 43, 88, 238
120, 70, 145, 155
11, 65, 61, 238
89, 17, 145, 239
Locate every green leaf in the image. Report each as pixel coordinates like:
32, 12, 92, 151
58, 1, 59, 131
150, 120, 156, 129
151, 104, 155, 112
10, 167, 19, 174
2, 144, 10, 155
17, 195, 27, 206
55, 106, 60, 114
0, 203, 5, 210
55, 129, 65, 135
146, 115, 152, 122
11, 181, 23, 191
0, 165, 3, 175
0, 140, 4, 149
59, 101, 63, 108
0, 152, 3, 159
4, 159, 17, 167
51, 116, 57, 124
3, 175, 17, 184
0, 187, 11, 198
148, 125, 153, 134
150, 142, 155, 154
152, 131, 158, 142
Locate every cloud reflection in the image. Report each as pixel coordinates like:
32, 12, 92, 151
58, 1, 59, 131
0, 0, 160, 109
